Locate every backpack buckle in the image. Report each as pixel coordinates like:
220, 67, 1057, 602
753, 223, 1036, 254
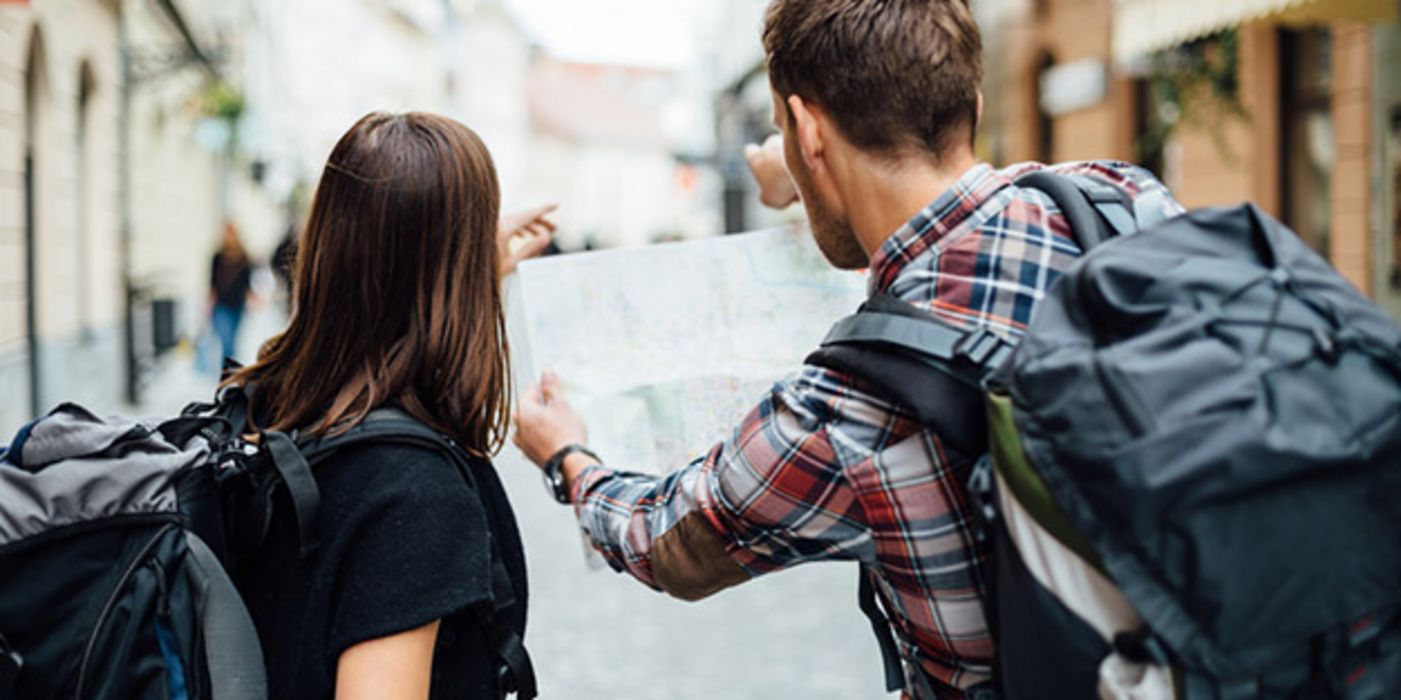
955, 327, 1002, 366
1113, 630, 1169, 666
0, 634, 22, 691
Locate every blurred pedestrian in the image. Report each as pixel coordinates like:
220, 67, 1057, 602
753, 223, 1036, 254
208, 221, 254, 363
226, 112, 551, 699
271, 222, 299, 314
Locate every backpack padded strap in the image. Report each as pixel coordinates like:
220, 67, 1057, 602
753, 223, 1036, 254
818, 294, 1013, 388
184, 531, 269, 700
1015, 170, 1141, 252
263, 430, 321, 558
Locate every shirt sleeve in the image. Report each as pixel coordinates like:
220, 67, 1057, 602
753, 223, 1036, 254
327, 452, 494, 655
571, 365, 891, 599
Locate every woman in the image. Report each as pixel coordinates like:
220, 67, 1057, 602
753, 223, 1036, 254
228, 112, 553, 699
209, 221, 254, 363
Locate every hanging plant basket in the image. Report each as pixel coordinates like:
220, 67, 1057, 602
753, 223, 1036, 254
1139, 29, 1248, 165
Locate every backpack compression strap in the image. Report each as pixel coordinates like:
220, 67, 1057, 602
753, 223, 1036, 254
297, 412, 539, 700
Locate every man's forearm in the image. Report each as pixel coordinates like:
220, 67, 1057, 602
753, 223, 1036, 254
568, 460, 749, 600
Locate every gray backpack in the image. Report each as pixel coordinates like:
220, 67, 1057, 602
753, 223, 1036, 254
812, 171, 1401, 699
0, 391, 537, 700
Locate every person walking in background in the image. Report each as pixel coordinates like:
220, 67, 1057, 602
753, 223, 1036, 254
272, 221, 301, 315
209, 221, 255, 363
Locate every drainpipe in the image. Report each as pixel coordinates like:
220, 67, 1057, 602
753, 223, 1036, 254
118, 2, 137, 404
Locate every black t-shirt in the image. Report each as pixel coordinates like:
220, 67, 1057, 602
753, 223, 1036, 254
210, 252, 252, 310
234, 443, 528, 699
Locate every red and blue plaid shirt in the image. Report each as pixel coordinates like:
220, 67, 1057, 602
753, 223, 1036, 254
571, 161, 1182, 695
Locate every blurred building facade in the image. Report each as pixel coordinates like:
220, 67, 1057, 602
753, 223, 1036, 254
1, 0, 739, 428
1, 0, 122, 430
0, 0, 281, 429
979, 0, 1401, 318
527, 56, 718, 249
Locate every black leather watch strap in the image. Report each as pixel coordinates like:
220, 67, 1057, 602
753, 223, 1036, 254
542, 444, 602, 504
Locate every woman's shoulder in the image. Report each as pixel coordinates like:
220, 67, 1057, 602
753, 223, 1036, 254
315, 441, 485, 519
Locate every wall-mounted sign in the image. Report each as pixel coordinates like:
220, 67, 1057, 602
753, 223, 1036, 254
1039, 59, 1110, 117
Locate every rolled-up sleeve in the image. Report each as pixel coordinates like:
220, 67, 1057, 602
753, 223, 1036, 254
571, 366, 895, 600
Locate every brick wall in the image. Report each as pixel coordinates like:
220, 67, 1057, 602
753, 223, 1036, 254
1330, 23, 1374, 292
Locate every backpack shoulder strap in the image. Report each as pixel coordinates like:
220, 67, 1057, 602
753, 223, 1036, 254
297, 409, 468, 477
819, 293, 1014, 386
1014, 169, 1139, 251
183, 531, 268, 700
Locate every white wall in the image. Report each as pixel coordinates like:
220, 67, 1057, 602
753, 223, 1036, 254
0, 0, 125, 427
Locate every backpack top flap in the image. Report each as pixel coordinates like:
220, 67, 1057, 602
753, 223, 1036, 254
0, 404, 209, 549
999, 204, 1401, 675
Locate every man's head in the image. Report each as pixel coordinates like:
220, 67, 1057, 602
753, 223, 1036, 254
763, 0, 983, 268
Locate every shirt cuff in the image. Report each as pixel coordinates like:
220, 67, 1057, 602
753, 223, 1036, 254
570, 464, 609, 507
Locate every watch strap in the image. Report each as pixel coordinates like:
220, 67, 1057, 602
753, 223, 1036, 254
543, 444, 602, 504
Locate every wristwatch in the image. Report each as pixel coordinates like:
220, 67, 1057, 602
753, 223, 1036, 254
541, 444, 601, 504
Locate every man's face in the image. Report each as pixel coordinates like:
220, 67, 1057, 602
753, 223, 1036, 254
774, 93, 869, 270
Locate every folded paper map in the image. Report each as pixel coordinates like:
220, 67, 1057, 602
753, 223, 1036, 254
508, 226, 868, 475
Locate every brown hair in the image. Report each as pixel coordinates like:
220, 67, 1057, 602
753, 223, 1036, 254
227, 112, 510, 457
762, 0, 983, 161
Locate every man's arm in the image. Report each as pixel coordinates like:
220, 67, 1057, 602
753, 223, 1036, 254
514, 367, 886, 600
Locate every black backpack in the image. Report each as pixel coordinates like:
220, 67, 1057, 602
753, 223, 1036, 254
810, 171, 1401, 699
0, 388, 537, 700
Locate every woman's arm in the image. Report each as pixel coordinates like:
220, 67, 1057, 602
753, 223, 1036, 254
334, 620, 441, 700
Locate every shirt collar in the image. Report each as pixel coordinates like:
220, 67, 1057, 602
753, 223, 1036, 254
866, 162, 1008, 294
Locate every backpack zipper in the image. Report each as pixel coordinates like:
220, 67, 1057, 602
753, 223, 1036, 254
74, 523, 177, 699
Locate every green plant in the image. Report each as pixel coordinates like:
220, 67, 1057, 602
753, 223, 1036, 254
1138, 29, 1248, 165
196, 80, 246, 123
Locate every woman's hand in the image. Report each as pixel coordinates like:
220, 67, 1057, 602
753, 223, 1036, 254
499, 204, 558, 275
335, 620, 440, 699
513, 370, 589, 468
514, 371, 599, 500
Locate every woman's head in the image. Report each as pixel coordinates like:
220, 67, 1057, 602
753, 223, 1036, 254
220, 221, 246, 259
231, 112, 509, 455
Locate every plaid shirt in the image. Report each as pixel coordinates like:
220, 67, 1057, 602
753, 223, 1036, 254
571, 161, 1182, 696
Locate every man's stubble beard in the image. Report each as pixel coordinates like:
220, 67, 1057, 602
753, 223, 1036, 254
790, 160, 869, 271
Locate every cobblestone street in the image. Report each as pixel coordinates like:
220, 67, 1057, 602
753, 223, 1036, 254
136, 309, 892, 700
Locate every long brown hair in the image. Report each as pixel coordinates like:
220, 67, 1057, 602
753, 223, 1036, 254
228, 112, 510, 457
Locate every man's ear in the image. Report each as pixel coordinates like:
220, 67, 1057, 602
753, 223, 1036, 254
976, 91, 984, 128
786, 94, 825, 172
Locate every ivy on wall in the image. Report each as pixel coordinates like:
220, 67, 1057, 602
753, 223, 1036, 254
1138, 28, 1248, 165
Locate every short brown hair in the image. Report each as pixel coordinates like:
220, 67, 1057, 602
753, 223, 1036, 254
763, 0, 983, 161
229, 112, 511, 457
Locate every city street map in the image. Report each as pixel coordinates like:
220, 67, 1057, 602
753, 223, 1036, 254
507, 226, 869, 475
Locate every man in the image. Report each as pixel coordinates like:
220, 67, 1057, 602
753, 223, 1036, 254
514, 1, 1183, 697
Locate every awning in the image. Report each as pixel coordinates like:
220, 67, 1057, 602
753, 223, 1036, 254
1113, 0, 1398, 64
